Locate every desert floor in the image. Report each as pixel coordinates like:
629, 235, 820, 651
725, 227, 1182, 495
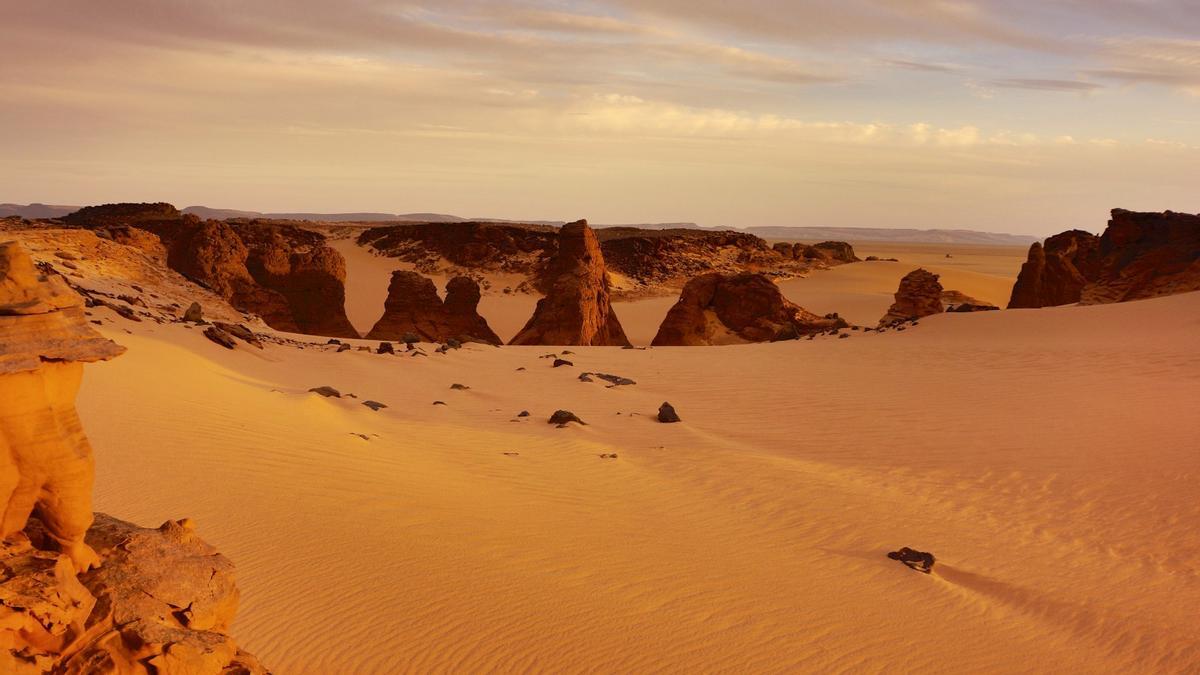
75, 241, 1200, 673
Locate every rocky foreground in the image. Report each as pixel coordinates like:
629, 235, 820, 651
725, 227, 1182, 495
0, 241, 265, 674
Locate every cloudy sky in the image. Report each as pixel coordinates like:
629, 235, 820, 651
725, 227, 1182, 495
4, 1, 1199, 234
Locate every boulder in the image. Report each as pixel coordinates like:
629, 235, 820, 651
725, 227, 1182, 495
0, 514, 267, 674
651, 272, 845, 346
657, 402, 681, 423
548, 410, 586, 426
510, 221, 631, 346
879, 269, 944, 326
366, 272, 500, 345
183, 301, 204, 323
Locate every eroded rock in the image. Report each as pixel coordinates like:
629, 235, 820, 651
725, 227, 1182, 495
651, 272, 845, 345
879, 269, 944, 326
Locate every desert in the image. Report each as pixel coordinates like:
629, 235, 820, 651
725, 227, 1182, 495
5, 2, 1200, 672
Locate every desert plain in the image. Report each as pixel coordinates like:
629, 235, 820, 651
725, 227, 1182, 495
21, 232, 1189, 673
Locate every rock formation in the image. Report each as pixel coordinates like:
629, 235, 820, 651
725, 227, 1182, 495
510, 221, 631, 346
774, 241, 860, 264
1, 241, 124, 572
358, 220, 858, 298
65, 203, 358, 338
366, 272, 500, 344
879, 269, 944, 326
1007, 230, 1100, 309
1009, 210, 1200, 308
940, 290, 998, 313
0, 241, 265, 673
651, 272, 846, 346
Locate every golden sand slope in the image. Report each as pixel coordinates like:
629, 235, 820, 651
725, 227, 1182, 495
77, 289, 1200, 674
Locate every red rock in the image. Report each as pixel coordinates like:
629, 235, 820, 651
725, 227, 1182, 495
366, 272, 500, 344
651, 272, 845, 345
64, 204, 358, 338
1007, 230, 1100, 308
510, 221, 631, 346
880, 269, 944, 325
1009, 210, 1200, 308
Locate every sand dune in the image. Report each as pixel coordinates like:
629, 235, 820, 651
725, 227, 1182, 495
76, 286, 1200, 673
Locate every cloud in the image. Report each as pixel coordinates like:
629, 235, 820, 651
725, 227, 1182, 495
990, 78, 1103, 92
1087, 38, 1200, 92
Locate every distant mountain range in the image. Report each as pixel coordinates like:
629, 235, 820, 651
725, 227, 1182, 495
745, 226, 1039, 246
2, 202, 1038, 245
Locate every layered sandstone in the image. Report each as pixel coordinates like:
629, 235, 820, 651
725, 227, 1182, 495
1009, 210, 1200, 308
651, 272, 846, 346
65, 203, 358, 337
0, 241, 265, 673
366, 272, 501, 344
509, 220, 631, 346
879, 268, 944, 325
1, 241, 124, 572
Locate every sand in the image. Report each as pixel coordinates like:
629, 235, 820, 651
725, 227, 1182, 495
73, 240, 1200, 674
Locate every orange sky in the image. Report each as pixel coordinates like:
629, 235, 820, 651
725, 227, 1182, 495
3, 1, 1199, 235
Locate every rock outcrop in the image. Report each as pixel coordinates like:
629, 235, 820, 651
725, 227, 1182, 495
358, 221, 858, 298
1, 241, 124, 573
65, 203, 358, 338
774, 241, 860, 264
365, 272, 500, 344
1007, 230, 1100, 309
1009, 210, 1200, 308
3, 514, 266, 674
879, 268, 944, 325
0, 241, 266, 673
651, 272, 846, 346
510, 221, 631, 346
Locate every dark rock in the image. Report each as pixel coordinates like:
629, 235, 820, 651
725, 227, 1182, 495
378, 341, 394, 354
548, 410, 586, 426
582, 372, 636, 386
182, 302, 204, 323
517, 410, 530, 417
879, 269, 943, 326
553, 358, 573, 368
337, 343, 352, 352
308, 386, 341, 398
657, 402, 681, 423
362, 400, 387, 411
887, 547, 935, 574
450, 383, 470, 390
202, 325, 237, 349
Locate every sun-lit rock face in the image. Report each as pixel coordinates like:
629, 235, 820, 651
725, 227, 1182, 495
366, 271, 501, 344
64, 203, 359, 338
652, 272, 845, 346
1007, 230, 1100, 309
0, 241, 124, 573
509, 220, 631, 346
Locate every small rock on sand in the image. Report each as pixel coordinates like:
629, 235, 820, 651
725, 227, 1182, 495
202, 326, 237, 350
450, 383, 470, 390
887, 547, 935, 574
548, 410, 586, 426
183, 302, 204, 323
362, 400, 387, 411
553, 358, 573, 368
308, 386, 342, 398
657, 402, 681, 423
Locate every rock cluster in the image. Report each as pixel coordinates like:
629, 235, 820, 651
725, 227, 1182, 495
366, 272, 500, 344
510, 221, 631, 346
65, 203, 358, 338
1009, 209, 1200, 308
651, 272, 845, 346
773, 241, 860, 264
879, 269, 944, 326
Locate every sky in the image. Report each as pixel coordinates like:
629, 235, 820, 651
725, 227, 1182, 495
3, 1, 1199, 235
